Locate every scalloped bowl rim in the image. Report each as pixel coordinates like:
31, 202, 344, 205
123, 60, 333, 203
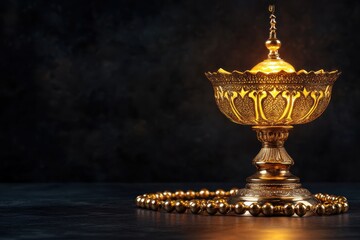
206, 68, 339, 75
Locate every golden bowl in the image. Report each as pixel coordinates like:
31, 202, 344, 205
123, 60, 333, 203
205, 69, 340, 126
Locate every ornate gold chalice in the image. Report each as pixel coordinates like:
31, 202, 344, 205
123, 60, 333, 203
205, 5, 341, 215
136, 5, 348, 217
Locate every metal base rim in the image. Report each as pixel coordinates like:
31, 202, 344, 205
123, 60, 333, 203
226, 186, 320, 216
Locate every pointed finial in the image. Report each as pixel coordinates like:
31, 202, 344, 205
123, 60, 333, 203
266, 4, 281, 59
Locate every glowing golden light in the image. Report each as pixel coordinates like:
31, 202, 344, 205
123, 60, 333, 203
250, 58, 295, 74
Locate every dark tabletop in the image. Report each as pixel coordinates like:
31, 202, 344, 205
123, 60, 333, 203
0, 183, 359, 240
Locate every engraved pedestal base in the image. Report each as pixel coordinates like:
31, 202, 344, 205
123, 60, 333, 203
227, 126, 319, 216
227, 184, 319, 216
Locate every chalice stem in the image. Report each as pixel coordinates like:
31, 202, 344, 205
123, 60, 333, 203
247, 126, 299, 184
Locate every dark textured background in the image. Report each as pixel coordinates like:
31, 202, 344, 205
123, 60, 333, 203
0, 0, 359, 182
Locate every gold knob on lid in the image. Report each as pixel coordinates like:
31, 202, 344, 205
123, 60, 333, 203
250, 4, 295, 74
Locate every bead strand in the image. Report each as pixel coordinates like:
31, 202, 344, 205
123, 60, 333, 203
135, 188, 349, 217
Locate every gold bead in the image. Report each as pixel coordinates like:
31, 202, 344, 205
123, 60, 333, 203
175, 200, 187, 213
229, 188, 238, 196
283, 203, 294, 216
206, 202, 218, 215
249, 203, 261, 216
151, 199, 159, 211
186, 190, 196, 200
324, 194, 330, 200
135, 196, 142, 207
199, 189, 210, 199
295, 203, 307, 217
262, 203, 274, 216
324, 204, 335, 215
316, 204, 326, 216
334, 203, 342, 214
145, 198, 152, 209
342, 202, 349, 213
163, 191, 172, 199
163, 200, 175, 212
155, 192, 164, 201
189, 200, 201, 214
200, 200, 207, 211
218, 202, 230, 215
140, 198, 146, 208
175, 190, 185, 199
234, 202, 246, 215
337, 196, 347, 203
215, 189, 226, 197
316, 193, 324, 201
